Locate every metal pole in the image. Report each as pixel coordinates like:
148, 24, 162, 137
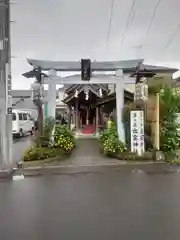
0, 0, 12, 168
155, 93, 160, 150
86, 107, 89, 125
96, 107, 99, 135
38, 100, 43, 137
75, 100, 78, 131
67, 106, 71, 130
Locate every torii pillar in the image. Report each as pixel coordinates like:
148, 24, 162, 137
116, 69, 125, 142
47, 69, 57, 121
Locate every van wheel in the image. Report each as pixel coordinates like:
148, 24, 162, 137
30, 128, 34, 136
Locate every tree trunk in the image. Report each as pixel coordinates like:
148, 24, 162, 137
38, 103, 43, 136
36, 102, 43, 147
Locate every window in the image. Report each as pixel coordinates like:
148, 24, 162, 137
12, 113, 16, 121
28, 114, 34, 121
18, 113, 23, 121
27, 114, 31, 120
23, 113, 27, 120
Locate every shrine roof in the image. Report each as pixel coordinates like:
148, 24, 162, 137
27, 58, 178, 74
139, 64, 178, 74
27, 59, 143, 71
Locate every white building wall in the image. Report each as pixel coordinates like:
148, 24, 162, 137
124, 83, 135, 93
56, 88, 67, 105
108, 83, 135, 94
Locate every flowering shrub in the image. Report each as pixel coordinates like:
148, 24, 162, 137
24, 125, 76, 161
99, 123, 118, 144
100, 122, 126, 156
54, 125, 75, 153
103, 136, 126, 154
54, 135, 75, 153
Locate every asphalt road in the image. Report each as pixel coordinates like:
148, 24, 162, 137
12, 137, 32, 164
1, 170, 180, 239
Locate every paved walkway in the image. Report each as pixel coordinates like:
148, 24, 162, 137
20, 139, 125, 171
15, 139, 166, 176
57, 138, 123, 167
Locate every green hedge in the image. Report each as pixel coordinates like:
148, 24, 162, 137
54, 125, 75, 153
24, 125, 76, 161
99, 122, 127, 155
23, 147, 64, 162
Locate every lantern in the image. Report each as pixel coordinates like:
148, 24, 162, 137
134, 77, 148, 101
74, 90, 78, 98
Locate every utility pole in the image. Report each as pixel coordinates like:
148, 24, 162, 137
0, 0, 12, 168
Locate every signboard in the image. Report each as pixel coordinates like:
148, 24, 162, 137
7, 107, 12, 115
81, 59, 91, 81
130, 110, 145, 155
5, 63, 12, 115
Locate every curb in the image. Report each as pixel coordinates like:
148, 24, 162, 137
2, 162, 180, 179
0, 169, 15, 179
13, 161, 172, 177
17, 160, 165, 171
22, 161, 164, 169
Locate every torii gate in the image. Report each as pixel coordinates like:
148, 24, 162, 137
27, 59, 143, 142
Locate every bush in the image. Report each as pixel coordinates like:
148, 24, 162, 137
103, 136, 126, 155
25, 125, 76, 161
25, 122, 76, 161
54, 125, 75, 153
23, 147, 64, 161
99, 122, 118, 143
159, 87, 180, 153
55, 125, 74, 141
169, 159, 180, 165
99, 122, 126, 155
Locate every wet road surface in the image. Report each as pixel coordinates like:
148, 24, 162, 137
1, 170, 180, 239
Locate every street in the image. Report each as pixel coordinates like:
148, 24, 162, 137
12, 137, 32, 164
0, 169, 180, 239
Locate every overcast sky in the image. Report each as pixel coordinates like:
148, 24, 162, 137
11, 0, 180, 89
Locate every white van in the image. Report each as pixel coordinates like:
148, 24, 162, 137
12, 109, 35, 137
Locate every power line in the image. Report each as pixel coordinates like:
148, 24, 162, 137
126, 0, 138, 34
120, 0, 136, 45
142, 0, 162, 46
129, 8, 135, 27
164, 22, 180, 49
106, 0, 115, 48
